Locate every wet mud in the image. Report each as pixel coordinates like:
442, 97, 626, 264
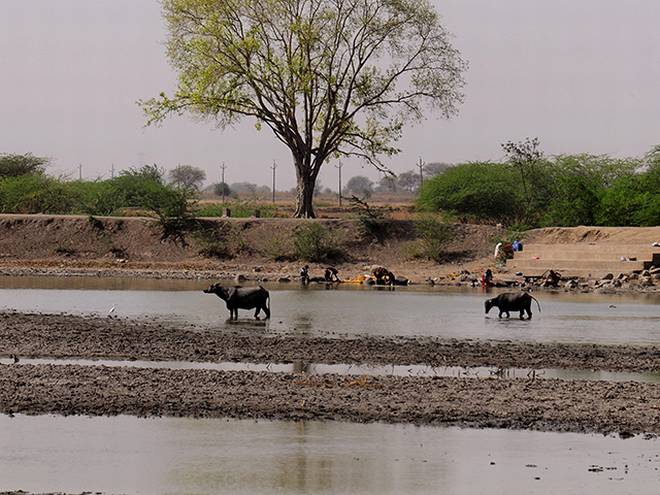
1, 312, 659, 372
1, 364, 659, 435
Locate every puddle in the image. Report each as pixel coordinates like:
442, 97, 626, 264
5, 357, 660, 385
0, 415, 657, 494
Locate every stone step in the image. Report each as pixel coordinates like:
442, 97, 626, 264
515, 245, 655, 260
507, 259, 645, 278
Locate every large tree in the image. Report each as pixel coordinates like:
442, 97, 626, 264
142, 0, 466, 217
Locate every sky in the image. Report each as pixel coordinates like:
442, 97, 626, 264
1, 0, 659, 189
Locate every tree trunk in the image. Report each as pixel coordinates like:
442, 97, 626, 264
294, 172, 316, 218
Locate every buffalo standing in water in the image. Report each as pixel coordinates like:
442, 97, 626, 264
203, 283, 270, 320
485, 292, 541, 320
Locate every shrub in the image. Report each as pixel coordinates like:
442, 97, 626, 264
0, 153, 48, 177
418, 162, 525, 223
293, 222, 343, 261
194, 223, 236, 259
407, 215, 453, 261
597, 163, 660, 226
0, 175, 80, 214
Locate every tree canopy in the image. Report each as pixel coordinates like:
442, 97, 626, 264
0, 153, 48, 178
345, 175, 374, 198
168, 164, 207, 190
142, 0, 466, 217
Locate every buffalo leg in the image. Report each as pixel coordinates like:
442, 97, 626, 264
254, 307, 261, 319
519, 310, 525, 320
526, 308, 533, 319
263, 304, 271, 319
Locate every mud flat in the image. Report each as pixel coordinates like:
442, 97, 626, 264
1, 313, 659, 372
1, 364, 659, 435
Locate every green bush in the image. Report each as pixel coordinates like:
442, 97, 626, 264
0, 153, 48, 178
417, 155, 656, 228
0, 175, 81, 214
418, 162, 525, 223
597, 163, 660, 226
293, 222, 343, 261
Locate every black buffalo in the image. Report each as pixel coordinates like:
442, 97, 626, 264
485, 292, 541, 320
203, 283, 270, 320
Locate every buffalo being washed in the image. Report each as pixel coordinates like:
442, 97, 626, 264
485, 292, 541, 320
204, 284, 271, 320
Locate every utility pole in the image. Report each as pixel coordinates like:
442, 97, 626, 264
110, 164, 115, 179
220, 162, 227, 203
78, 163, 83, 181
270, 161, 277, 204
335, 161, 343, 206
417, 156, 424, 189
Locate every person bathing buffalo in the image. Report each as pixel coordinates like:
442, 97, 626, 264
324, 266, 340, 282
372, 266, 396, 286
203, 283, 270, 320
484, 292, 541, 320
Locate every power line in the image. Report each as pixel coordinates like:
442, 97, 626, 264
270, 161, 277, 204
334, 161, 343, 206
220, 162, 227, 203
417, 156, 424, 188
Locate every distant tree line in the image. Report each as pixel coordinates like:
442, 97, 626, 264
418, 141, 660, 228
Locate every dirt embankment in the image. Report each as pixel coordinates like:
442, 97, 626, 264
2, 313, 659, 372
0, 214, 499, 282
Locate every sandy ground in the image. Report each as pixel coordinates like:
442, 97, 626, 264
1, 313, 659, 372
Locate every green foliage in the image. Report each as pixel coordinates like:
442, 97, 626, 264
142, 0, 466, 217
407, 215, 453, 261
0, 153, 48, 177
418, 154, 657, 228
293, 222, 343, 262
596, 163, 660, 226
0, 175, 80, 214
418, 162, 525, 223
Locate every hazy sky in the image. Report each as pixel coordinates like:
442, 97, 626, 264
1, 0, 659, 189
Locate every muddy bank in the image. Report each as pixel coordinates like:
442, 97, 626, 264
1, 364, 659, 435
1, 313, 658, 372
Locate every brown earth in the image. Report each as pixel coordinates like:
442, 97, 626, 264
1, 313, 659, 435
1, 313, 659, 372
0, 214, 499, 283
1, 364, 659, 435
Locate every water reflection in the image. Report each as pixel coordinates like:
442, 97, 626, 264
0, 415, 658, 494
5, 357, 660, 384
0, 278, 658, 345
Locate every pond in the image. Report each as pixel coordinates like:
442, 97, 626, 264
0, 277, 658, 345
0, 415, 658, 495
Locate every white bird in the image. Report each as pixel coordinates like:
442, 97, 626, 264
108, 305, 116, 315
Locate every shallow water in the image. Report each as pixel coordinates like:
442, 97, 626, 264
0, 415, 657, 495
6, 357, 660, 385
0, 278, 658, 344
